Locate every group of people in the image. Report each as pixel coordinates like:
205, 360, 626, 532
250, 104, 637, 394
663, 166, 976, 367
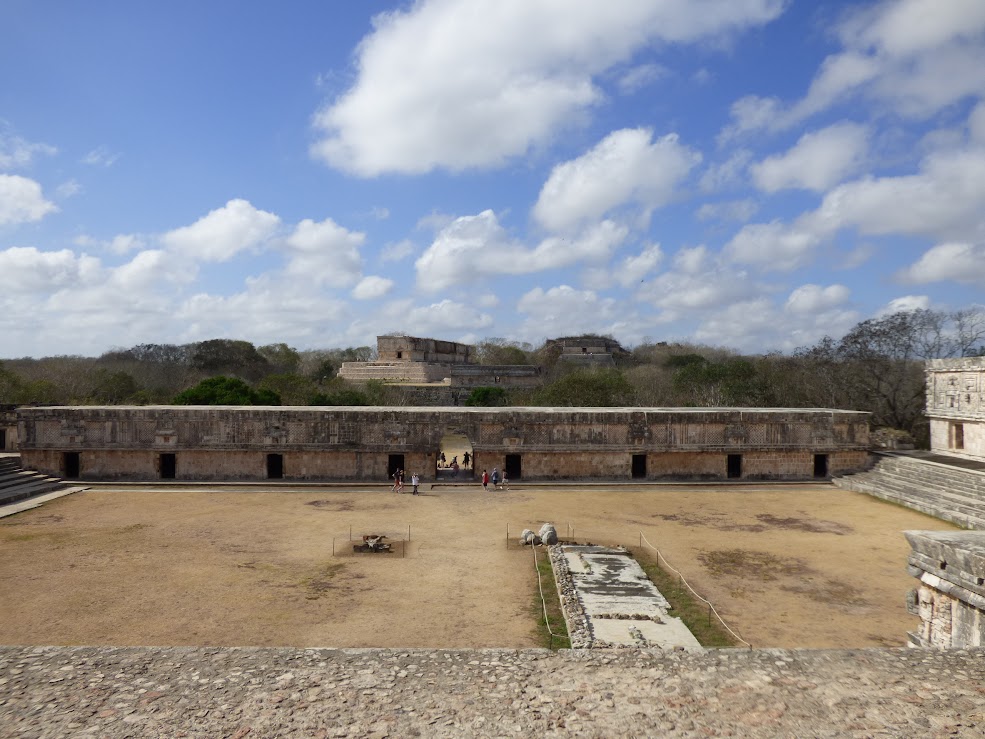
390, 468, 420, 495
480, 467, 508, 491
438, 451, 470, 476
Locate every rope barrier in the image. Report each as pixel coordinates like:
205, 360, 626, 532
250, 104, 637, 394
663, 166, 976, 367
532, 544, 570, 647
638, 532, 751, 648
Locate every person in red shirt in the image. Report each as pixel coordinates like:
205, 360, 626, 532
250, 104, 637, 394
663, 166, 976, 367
481, 469, 489, 490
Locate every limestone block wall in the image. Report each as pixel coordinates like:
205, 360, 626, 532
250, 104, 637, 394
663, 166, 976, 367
906, 530, 985, 648
926, 357, 985, 461
17, 406, 870, 482
448, 365, 542, 388
0, 407, 17, 451
376, 336, 472, 364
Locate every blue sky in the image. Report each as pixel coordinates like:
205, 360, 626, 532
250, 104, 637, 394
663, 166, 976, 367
2, 0, 984, 358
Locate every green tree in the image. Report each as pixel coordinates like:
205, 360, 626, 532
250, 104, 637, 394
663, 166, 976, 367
258, 343, 302, 374
531, 368, 634, 407
91, 369, 140, 403
173, 376, 280, 405
190, 340, 271, 381
465, 386, 508, 406
258, 373, 316, 405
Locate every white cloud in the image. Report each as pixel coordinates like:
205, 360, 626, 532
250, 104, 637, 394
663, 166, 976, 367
617, 243, 663, 287
0, 247, 100, 293
533, 128, 699, 232
55, 179, 82, 199
516, 285, 620, 337
352, 275, 394, 299
699, 149, 752, 192
81, 146, 121, 167
380, 239, 415, 262
897, 242, 985, 285
311, 0, 785, 175
969, 101, 985, 143
750, 122, 869, 192
784, 284, 851, 314
368, 298, 493, 338
283, 217, 366, 288
0, 129, 56, 170
0, 174, 58, 225
721, 0, 985, 137
695, 199, 758, 223
616, 63, 668, 94
415, 210, 627, 291
162, 199, 280, 262
725, 220, 822, 271
880, 294, 930, 314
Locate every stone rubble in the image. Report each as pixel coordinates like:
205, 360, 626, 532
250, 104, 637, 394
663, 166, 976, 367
1, 646, 984, 738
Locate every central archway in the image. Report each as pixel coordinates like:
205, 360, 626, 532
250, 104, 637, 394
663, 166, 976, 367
436, 430, 474, 480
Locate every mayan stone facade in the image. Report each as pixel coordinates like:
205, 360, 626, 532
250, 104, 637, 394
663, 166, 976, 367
906, 531, 985, 648
0, 406, 17, 451
926, 357, 985, 462
17, 406, 869, 482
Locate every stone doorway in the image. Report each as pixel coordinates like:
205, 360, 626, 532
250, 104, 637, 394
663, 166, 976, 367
437, 431, 473, 480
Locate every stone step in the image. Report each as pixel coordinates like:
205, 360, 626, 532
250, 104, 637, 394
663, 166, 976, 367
0, 479, 67, 506
835, 479, 985, 530
0, 471, 61, 492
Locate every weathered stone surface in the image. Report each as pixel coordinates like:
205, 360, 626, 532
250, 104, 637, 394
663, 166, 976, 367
16, 406, 870, 482
0, 646, 983, 738
538, 523, 558, 545
926, 357, 985, 462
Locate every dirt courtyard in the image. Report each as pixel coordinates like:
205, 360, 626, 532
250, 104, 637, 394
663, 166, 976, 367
0, 482, 953, 649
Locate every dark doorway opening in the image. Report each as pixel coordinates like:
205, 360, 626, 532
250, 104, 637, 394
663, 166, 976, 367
63, 452, 80, 478
953, 423, 965, 450
631, 454, 647, 479
267, 453, 284, 479
726, 454, 742, 479
388, 454, 405, 481
505, 454, 521, 480
0, 429, 6, 450
159, 453, 176, 480
813, 454, 829, 479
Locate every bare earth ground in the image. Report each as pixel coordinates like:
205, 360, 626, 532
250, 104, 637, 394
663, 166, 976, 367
0, 483, 955, 649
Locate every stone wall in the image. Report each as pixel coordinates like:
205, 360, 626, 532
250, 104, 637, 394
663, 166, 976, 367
17, 406, 870, 482
906, 530, 985, 647
376, 335, 472, 364
448, 364, 542, 388
926, 357, 985, 461
0, 406, 17, 451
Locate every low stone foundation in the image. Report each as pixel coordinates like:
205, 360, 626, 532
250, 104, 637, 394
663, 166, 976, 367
1, 646, 983, 737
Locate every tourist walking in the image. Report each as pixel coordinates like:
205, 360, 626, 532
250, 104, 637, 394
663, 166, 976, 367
481, 469, 489, 490
491, 467, 500, 488
411, 472, 420, 495
462, 451, 471, 469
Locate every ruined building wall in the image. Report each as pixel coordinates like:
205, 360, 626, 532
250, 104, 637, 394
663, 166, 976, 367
17, 406, 870, 482
906, 530, 985, 648
376, 336, 472, 364
0, 407, 18, 451
926, 357, 985, 462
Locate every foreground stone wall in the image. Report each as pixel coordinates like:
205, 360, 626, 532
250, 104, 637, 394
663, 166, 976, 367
0, 406, 17, 451
2, 646, 983, 737
17, 406, 870, 482
906, 530, 985, 648
926, 357, 985, 462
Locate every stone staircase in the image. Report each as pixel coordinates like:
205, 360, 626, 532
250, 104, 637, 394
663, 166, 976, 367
834, 452, 985, 530
0, 456, 70, 507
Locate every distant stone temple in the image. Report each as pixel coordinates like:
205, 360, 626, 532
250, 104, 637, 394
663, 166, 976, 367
337, 335, 541, 396
549, 335, 627, 366
926, 357, 985, 462
17, 405, 869, 483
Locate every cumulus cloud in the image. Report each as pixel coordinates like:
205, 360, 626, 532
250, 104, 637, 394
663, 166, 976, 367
880, 294, 931, 314
0, 174, 58, 225
784, 284, 851, 313
721, 0, 985, 137
750, 122, 869, 192
897, 242, 985, 285
311, 0, 785, 175
352, 275, 394, 299
415, 210, 627, 291
533, 128, 699, 232
162, 199, 280, 262
283, 217, 366, 288
0, 247, 100, 293
725, 221, 822, 271
516, 285, 621, 338
699, 149, 752, 192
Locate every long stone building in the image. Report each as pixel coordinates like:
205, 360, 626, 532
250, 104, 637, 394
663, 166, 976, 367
16, 405, 869, 482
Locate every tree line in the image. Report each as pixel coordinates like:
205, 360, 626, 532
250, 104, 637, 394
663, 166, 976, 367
1, 308, 982, 446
